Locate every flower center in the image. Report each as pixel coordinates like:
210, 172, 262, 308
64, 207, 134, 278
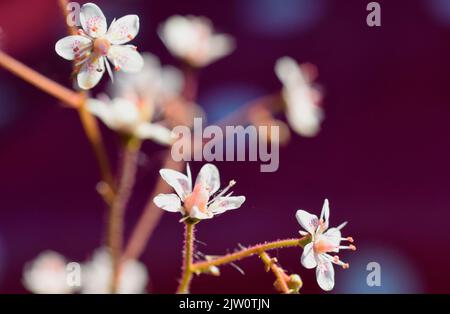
184, 183, 209, 214
313, 238, 334, 254
93, 38, 111, 56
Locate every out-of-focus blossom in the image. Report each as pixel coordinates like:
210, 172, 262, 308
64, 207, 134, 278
275, 56, 324, 137
23, 251, 73, 294
154, 163, 245, 220
87, 96, 173, 144
159, 15, 235, 67
81, 248, 148, 294
296, 199, 356, 291
113, 53, 184, 108
55, 3, 143, 90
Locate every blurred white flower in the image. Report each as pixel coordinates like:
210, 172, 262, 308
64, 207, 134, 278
81, 248, 148, 294
159, 15, 235, 67
113, 53, 184, 107
55, 2, 143, 90
154, 163, 245, 220
296, 199, 356, 291
275, 56, 324, 137
23, 251, 73, 294
87, 96, 173, 144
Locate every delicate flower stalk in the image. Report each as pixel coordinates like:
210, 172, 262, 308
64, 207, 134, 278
122, 156, 185, 261
108, 137, 142, 293
176, 221, 196, 294
78, 103, 116, 204
191, 236, 310, 273
259, 252, 290, 294
275, 56, 324, 137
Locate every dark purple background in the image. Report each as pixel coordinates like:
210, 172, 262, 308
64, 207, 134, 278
0, 0, 449, 293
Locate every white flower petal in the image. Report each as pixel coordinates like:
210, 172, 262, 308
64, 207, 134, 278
159, 15, 233, 67
195, 164, 220, 196
55, 35, 92, 61
276, 57, 323, 137
158, 15, 195, 59
275, 56, 302, 86
323, 227, 342, 252
80, 3, 107, 38
208, 196, 245, 215
316, 259, 335, 291
301, 242, 317, 269
159, 168, 192, 201
153, 193, 182, 213
77, 56, 106, 90
284, 90, 323, 137
134, 123, 173, 145
190, 206, 214, 220
87, 98, 114, 128
295, 210, 319, 235
106, 15, 140, 45
320, 199, 330, 229
206, 34, 235, 66
81, 248, 148, 294
107, 45, 144, 73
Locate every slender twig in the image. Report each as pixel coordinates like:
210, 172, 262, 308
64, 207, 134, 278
57, 0, 116, 204
0, 50, 83, 108
108, 138, 141, 293
191, 236, 310, 273
259, 252, 290, 294
176, 222, 195, 294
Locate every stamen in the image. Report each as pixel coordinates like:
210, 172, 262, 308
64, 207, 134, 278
347, 237, 354, 243
208, 180, 236, 205
114, 65, 121, 71
127, 34, 134, 40
338, 245, 356, 251
342, 263, 350, 269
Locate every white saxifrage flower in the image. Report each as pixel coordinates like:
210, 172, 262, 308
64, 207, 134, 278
159, 15, 235, 67
23, 251, 73, 294
87, 95, 173, 144
55, 3, 144, 90
154, 163, 245, 220
81, 248, 148, 294
275, 56, 324, 137
296, 199, 356, 291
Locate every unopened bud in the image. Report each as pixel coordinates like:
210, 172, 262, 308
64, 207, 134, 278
287, 274, 303, 293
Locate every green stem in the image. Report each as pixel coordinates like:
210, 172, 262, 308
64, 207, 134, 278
191, 236, 310, 273
176, 222, 195, 294
259, 252, 290, 294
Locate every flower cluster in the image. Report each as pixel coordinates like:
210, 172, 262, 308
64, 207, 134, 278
5, 1, 356, 295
